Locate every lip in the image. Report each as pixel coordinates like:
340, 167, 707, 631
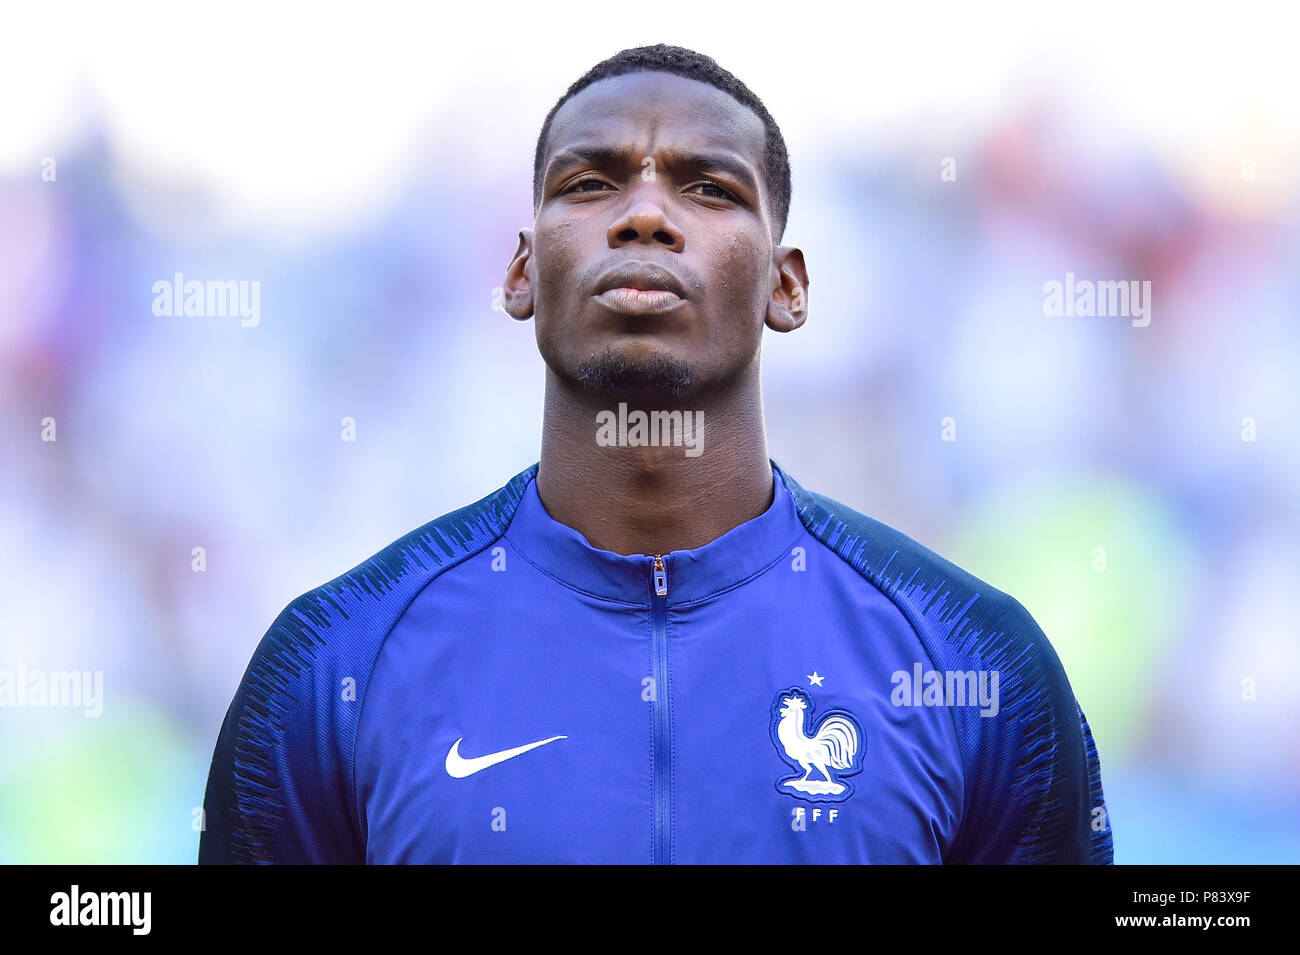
594, 287, 686, 315
593, 261, 688, 299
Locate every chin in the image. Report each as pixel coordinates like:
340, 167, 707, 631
570, 342, 697, 400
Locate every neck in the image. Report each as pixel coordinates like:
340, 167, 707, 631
535, 366, 774, 556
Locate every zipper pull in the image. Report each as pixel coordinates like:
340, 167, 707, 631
652, 554, 668, 597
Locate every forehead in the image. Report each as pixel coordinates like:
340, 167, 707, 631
545, 70, 767, 178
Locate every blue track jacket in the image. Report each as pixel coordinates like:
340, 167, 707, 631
199, 460, 1113, 864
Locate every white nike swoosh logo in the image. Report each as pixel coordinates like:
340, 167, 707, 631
444, 735, 568, 778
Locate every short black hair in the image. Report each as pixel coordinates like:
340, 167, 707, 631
532, 43, 792, 242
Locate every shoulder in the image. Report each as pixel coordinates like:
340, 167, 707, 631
200, 463, 538, 863
255, 461, 539, 682
777, 461, 1053, 666
777, 462, 1104, 862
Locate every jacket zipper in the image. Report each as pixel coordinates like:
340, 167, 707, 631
651, 554, 670, 865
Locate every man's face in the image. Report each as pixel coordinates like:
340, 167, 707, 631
506, 70, 803, 402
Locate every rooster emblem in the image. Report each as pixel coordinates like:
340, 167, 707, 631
770, 687, 865, 802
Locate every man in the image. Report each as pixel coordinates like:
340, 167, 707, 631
199, 44, 1113, 864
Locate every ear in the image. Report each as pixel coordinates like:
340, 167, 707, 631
764, 246, 809, 333
500, 229, 535, 321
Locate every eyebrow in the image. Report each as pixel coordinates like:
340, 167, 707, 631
546, 144, 759, 195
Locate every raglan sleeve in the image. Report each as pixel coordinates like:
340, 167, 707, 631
946, 598, 1114, 865
198, 594, 365, 864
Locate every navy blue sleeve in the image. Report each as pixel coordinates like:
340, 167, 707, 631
198, 594, 366, 864
943, 598, 1114, 865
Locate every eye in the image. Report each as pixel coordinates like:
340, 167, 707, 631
561, 177, 611, 195
689, 181, 737, 202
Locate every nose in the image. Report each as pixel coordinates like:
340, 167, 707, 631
607, 188, 685, 252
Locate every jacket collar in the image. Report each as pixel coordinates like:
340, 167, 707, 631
503, 460, 806, 607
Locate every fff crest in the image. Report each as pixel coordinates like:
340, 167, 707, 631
770, 687, 865, 803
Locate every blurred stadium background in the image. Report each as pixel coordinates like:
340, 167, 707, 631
1, 2, 1297, 863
